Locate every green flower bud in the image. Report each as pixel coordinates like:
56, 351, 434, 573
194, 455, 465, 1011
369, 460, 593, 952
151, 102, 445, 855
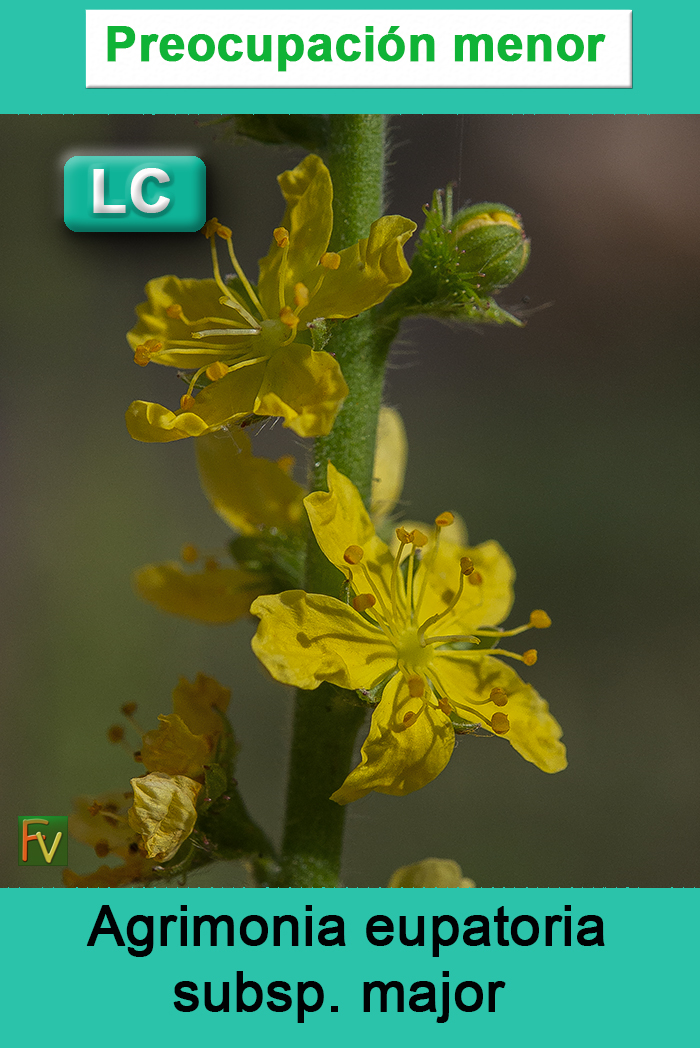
450, 202, 530, 295
386, 187, 530, 327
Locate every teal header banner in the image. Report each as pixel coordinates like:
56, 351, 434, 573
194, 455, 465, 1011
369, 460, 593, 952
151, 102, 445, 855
2, 0, 700, 112
3, 888, 696, 1044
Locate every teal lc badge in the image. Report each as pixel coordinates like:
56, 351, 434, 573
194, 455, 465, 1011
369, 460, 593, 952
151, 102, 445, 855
64, 155, 206, 231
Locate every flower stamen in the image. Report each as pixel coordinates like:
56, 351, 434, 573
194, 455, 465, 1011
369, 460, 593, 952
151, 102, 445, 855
223, 235, 266, 317
133, 340, 162, 367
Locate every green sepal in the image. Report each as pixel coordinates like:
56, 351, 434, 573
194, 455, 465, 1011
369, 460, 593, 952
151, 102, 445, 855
309, 317, 332, 353
199, 762, 228, 813
356, 671, 395, 707
229, 530, 306, 590
449, 712, 489, 736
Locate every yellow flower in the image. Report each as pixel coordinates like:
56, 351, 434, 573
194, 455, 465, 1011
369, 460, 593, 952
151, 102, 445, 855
129, 772, 202, 862
388, 858, 475, 888
125, 154, 416, 442
251, 465, 566, 804
134, 407, 407, 624
170, 672, 231, 742
63, 789, 157, 887
139, 673, 231, 778
134, 559, 268, 625
67, 789, 140, 859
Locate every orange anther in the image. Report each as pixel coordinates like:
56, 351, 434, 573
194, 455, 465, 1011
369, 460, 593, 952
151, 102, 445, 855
276, 455, 295, 475
491, 712, 510, 735
460, 556, 475, 576
343, 545, 364, 565
412, 530, 429, 548
435, 511, 455, 528
206, 361, 229, 381
407, 675, 425, 698
180, 394, 196, 411
279, 306, 299, 328
107, 725, 124, 744
489, 687, 508, 707
320, 251, 341, 270
166, 304, 183, 319
530, 609, 552, 629
468, 570, 483, 586
523, 649, 538, 666
352, 593, 376, 614
402, 711, 419, 728
181, 544, 199, 564
121, 702, 137, 717
396, 526, 413, 544
294, 282, 310, 309
273, 226, 290, 247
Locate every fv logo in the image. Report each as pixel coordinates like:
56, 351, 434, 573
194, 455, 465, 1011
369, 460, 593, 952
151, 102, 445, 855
18, 817, 68, 866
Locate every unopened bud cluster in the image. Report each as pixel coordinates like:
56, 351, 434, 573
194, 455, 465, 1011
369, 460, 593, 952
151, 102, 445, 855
392, 186, 530, 326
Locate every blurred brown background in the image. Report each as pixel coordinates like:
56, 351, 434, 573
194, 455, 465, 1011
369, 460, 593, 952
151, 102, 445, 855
1, 114, 698, 887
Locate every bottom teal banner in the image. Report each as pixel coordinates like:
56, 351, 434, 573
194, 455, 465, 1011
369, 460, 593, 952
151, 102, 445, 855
2, 888, 693, 1044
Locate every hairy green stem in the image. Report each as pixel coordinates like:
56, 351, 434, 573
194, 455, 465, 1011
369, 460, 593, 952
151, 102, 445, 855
277, 115, 392, 887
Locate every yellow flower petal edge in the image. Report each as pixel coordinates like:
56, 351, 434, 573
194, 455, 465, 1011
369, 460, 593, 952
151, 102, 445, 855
140, 714, 211, 779
251, 465, 566, 803
134, 561, 267, 624
329, 674, 455, 803
196, 429, 305, 536
171, 672, 230, 741
252, 590, 396, 691
371, 406, 408, 527
126, 154, 414, 442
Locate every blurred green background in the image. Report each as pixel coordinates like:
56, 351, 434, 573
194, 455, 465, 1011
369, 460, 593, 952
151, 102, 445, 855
2, 115, 698, 888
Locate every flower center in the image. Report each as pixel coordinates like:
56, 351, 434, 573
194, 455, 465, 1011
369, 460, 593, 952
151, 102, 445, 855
342, 513, 553, 737
396, 629, 433, 674
258, 318, 290, 353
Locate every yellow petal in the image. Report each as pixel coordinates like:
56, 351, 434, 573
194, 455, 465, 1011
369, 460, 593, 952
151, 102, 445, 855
388, 858, 475, 888
251, 590, 396, 691
371, 406, 408, 527
140, 714, 211, 779
134, 561, 265, 623
125, 360, 267, 443
416, 538, 515, 634
433, 653, 567, 773
127, 276, 257, 368
305, 464, 395, 606
331, 674, 455, 803
171, 673, 230, 741
196, 429, 305, 535
129, 772, 201, 862
255, 345, 348, 437
300, 215, 416, 323
258, 154, 334, 318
